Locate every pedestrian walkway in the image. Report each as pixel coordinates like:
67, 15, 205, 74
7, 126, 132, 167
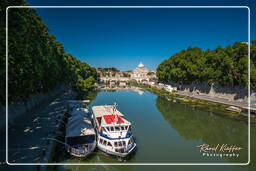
0, 89, 75, 170
176, 91, 254, 111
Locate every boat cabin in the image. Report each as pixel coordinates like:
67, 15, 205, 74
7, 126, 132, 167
91, 104, 136, 157
91, 105, 132, 139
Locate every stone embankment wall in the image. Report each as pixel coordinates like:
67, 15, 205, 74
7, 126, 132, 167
0, 84, 68, 129
168, 82, 249, 102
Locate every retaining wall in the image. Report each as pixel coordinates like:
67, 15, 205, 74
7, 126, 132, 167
167, 82, 249, 102
0, 84, 68, 129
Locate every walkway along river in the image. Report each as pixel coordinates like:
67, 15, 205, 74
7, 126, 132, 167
55, 90, 256, 171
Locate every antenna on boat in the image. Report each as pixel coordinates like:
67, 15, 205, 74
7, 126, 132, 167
113, 102, 119, 124
113, 102, 118, 114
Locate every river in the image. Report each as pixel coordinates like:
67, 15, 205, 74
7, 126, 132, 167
60, 90, 255, 171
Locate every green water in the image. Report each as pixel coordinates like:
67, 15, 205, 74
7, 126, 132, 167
60, 90, 255, 171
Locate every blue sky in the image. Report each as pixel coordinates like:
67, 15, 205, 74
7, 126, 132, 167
26, 0, 255, 71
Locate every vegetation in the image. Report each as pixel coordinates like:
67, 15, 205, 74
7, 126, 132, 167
0, 0, 97, 105
97, 67, 119, 72
97, 68, 119, 77
122, 72, 131, 77
63, 54, 97, 98
97, 67, 131, 78
157, 41, 256, 90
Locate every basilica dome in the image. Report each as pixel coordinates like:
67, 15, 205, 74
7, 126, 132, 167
138, 62, 144, 68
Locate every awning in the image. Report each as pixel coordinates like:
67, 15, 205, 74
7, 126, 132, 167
66, 108, 95, 138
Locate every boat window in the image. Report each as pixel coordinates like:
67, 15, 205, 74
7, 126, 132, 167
122, 141, 126, 146
125, 126, 128, 130
106, 127, 110, 131
118, 141, 122, 146
99, 139, 103, 144
115, 126, 120, 131
128, 139, 131, 145
115, 149, 119, 152
103, 140, 107, 145
110, 127, 114, 131
121, 126, 125, 130
114, 142, 118, 147
107, 142, 112, 146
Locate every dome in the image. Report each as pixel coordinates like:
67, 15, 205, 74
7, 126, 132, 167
138, 62, 144, 68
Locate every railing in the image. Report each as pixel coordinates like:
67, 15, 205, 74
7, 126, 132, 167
68, 142, 96, 157
113, 142, 135, 154
99, 131, 132, 140
46, 137, 69, 146
124, 142, 135, 153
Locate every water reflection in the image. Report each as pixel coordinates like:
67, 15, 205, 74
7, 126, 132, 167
55, 90, 255, 171
156, 96, 255, 170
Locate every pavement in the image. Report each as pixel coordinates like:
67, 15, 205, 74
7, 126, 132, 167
0, 89, 75, 170
175, 91, 253, 110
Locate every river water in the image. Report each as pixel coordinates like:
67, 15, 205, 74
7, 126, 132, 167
61, 90, 255, 171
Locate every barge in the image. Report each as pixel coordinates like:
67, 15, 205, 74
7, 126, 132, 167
65, 100, 96, 158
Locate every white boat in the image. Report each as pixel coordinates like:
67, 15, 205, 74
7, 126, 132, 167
65, 101, 96, 158
91, 104, 136, 158
226, 106, 242, 113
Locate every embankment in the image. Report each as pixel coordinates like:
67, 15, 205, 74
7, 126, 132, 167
166, 82, 249, 102
0, 84, 69, 129
136, 83, 255, 124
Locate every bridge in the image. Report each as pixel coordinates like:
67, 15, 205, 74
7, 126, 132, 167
100, 77, 130, 82
100, 77, 150, 82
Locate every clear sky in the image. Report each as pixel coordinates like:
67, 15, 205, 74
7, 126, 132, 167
26, 0, 255, 71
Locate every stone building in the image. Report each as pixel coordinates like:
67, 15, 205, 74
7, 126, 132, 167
131, 62, 156, 82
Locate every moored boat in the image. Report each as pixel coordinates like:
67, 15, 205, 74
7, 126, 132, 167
226, 106, 242, 113
91, 104, 136, 158
65, 100, 96, 158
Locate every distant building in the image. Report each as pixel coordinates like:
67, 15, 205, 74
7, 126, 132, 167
131, 62, 156, 82
119, 81, 126, 87
98, 62, 156, 84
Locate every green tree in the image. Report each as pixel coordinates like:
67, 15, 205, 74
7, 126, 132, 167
0, 0, 98, 105
157, 42, 252, 90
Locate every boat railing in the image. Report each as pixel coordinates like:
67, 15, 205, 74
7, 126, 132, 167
124, 142, 135, 153
99, 132, 132, 140
113, 142, 134, 154
68, 142, 96, 156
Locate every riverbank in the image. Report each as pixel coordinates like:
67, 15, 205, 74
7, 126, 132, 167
134, 83, 256, 124
0, 88, 77, 170
176, 91, 251, 110
0, 84, 70, 130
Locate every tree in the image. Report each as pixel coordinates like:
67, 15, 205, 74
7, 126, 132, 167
157, 42, 252, 90
0, 0, 98, 105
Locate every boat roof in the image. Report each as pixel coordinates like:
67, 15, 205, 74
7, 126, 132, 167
66, 108, 95, 138
92, 105, 131, 126
92, 105, 124, 117
101, 114, 130, 126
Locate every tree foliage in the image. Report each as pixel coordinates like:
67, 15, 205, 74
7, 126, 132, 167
157, 42, 255, 90
0, 0, 97, 105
